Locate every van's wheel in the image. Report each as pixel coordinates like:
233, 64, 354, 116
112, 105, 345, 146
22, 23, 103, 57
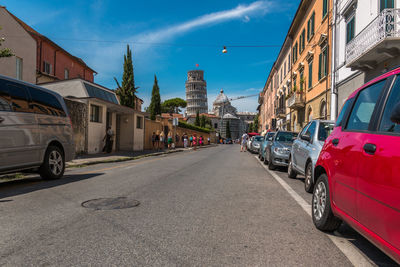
312, 174, 341, 231
288, 157, 297, 178
39, 146, 65, 180
304, 162, 314, 193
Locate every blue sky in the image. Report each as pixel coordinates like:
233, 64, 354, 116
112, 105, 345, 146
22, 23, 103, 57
2, 0, 300, 111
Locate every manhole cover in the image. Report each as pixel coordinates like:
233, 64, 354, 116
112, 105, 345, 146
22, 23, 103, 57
81, 197, 140, 210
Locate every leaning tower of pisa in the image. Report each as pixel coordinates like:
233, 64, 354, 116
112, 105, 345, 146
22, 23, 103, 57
185, 70, 208, 116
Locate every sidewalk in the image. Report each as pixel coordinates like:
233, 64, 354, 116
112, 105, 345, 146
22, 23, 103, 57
66, 144, 217, 168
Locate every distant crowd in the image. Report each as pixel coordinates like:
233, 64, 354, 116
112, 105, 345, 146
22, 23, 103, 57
151, 131, 210, 150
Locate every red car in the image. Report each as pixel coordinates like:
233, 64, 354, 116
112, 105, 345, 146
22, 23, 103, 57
312, 67, 400, 264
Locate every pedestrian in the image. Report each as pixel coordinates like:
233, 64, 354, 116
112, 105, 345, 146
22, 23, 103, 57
207, 136, 210, 145
189, 135, 193, 147
193, 133, 197, 150
167, 131, 173, 149
240, 132, 248, 152
183, 134, 188, 148
199, 136, 203, 146
160, 131, 165, 150
151, 132, 157, 150
155, 130, 160, 150
102, 126, 114, 153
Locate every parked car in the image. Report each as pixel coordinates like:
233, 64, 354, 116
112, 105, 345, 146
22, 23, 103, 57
288, 120, 334, 192
259, 132, 275, 161
265, 131, 297, 170
312, 69, 400, 264
0, 75, 75, 179
249, 135, 263, 153
225, 138, 233, 144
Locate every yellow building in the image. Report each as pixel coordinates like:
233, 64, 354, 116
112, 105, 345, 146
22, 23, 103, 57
258, 0, 333, 132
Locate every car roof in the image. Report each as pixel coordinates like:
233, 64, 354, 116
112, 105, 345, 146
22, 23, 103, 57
348, 66, 400, 99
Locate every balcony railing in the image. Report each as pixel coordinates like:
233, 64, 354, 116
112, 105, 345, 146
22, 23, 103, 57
346, 9, 400, 68
275, 107, 286, 118
287, 92, 305, 109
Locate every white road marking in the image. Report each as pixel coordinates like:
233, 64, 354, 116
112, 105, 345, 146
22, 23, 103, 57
254, 156, 374, 267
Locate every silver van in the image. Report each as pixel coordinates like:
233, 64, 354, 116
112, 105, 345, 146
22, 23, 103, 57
0, 75, 74, 179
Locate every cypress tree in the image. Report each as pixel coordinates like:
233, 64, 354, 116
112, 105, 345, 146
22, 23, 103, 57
248, 123, 254, 133
149, 75, 161, 120
114, 45, 138, 109
226, 121, 231, 138
253, 114, 259, 133
200, 115, 206, 128
195, 110, 200, 126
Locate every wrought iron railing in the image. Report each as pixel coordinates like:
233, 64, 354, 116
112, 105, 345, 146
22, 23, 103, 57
346, 9, 400, 64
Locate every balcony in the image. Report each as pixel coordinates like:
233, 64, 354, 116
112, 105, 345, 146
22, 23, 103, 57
287, 92, 305, 109
346, 9, 400, 70
275, 107, 286, 119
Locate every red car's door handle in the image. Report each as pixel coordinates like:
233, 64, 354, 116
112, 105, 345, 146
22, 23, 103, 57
332, 138, 339, 146
363, 143, 376, 155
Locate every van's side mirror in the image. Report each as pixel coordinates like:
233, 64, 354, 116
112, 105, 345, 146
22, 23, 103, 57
390, 102, 400, 124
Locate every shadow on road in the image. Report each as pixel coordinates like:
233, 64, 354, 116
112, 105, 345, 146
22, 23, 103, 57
0, 173, 103, 200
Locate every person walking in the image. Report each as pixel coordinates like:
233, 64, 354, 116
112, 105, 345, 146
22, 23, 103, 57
189, 135, 193, 147
183, 134, 188, 148
155, 130, 160, 150
103, 126, 114, 153
151, 132, 157, 150
192, 133, 197, 150
167, 131, 173, 149
199, 136, 203, 146
160, 131, 165, 150
207, 136, 210, 145
240, 132, 248, 152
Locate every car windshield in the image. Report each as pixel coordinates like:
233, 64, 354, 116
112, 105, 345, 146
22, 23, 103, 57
318, 122, 334, 141
254, 136, 263, 141
275, 132, 297, 143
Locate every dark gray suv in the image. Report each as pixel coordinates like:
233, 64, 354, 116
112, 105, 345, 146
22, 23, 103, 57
0, 75, 74, 179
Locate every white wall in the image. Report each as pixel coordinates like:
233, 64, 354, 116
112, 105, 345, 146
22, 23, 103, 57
87, 100, 107, 154
134, 114, 144, 151
0, 7, 36, 84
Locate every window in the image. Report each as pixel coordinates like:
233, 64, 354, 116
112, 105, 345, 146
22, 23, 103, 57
307, 13, 315, 41
284, 61, 287, 76
43, 61, 52, 75
90, 104, 102, 123
293, 76, 297, 91
346, 16, 355, 43
318, 122, 334, 141
308, 61, 313, 89
293, 42, 298, 63
379, 76, 400, 133
346, 80, 386, 131
214, 123, 218, 129
307, 107, 313, 121
318, 46, 328, 80
29, 86, 66, 116
0, 81, 12, 111
16, 57, 23, 80
300, 29, 306, 53
323, 0, 328, 18
136, 116, 143, 129
380, 0, 394, 12
288, 54, 291, 67
305, 121, 317, 138
64, 68, 69, 79
320, 100, 327, 119
300, 122, 311, 137
336, 99, 351, 127
8, 84, 30, 113
300, 70, 304, 92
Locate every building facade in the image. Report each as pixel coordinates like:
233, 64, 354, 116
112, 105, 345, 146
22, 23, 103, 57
331, 0, 400, 118
259, 0, 333, 132
0, 6, 95, 85
185, 70, 208, 116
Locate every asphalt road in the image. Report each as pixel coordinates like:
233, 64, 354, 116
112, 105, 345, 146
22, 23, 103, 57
0, 145, 397, 266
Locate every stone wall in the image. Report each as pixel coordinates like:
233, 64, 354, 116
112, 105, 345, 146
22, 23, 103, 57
64, 99, 87, 155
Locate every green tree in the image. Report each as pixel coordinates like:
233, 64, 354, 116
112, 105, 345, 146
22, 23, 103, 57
0, 26, 13, 57
200, 115, 206, 128
161, 98, 187, 114
253, 114, 259, 133
194, 110, 200, 126
149, 75, 161, 120
114, 45, 138, 109
248, 123, 254, 133
226, 121, 231, 138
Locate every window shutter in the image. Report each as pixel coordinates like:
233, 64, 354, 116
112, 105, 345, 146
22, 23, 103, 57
318, 53, 322, 80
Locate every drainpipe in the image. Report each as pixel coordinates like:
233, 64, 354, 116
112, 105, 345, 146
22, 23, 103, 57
330, 0, 338, 121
